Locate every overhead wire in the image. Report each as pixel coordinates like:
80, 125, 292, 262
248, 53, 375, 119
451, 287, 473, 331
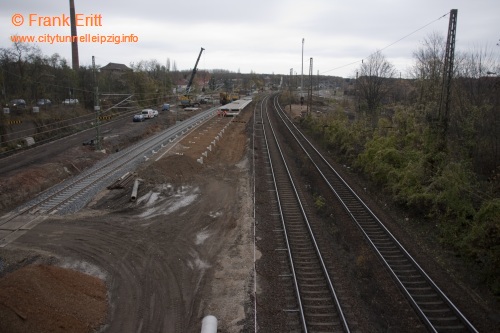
320, 11, 450, 75
2, 98, 161, 145
1, 93, 167, 147
3, 43, 216, 151
0, 102, 157, 150
1, 61, 164, 140
1, 51, 181, 152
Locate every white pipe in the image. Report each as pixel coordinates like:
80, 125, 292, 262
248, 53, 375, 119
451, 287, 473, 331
201, 315, 217, 333
130, 179, 140, 201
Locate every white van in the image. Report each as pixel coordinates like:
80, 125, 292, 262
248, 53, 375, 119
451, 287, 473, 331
141, 109, 155, 119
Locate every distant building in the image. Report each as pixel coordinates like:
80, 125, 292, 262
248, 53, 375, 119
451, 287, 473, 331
100, 63, 132, 73
99, 63, 132, 93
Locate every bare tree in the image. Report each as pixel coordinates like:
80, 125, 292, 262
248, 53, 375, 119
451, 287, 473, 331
452, 46, 500, 175
411, 33, 500, 175
410, 32, 446, 108
1, 41, 44, 100
356, 50, 395, 125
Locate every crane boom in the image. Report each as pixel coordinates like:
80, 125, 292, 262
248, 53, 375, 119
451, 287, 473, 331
186, 47, 204, 94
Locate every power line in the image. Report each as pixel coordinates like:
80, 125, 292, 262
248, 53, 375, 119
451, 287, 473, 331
321, 11, 450, 75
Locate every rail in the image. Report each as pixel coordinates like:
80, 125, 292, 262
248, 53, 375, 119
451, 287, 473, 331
260, 94, 350, 332
0, 107, 218, 246
271, 94, 478, 333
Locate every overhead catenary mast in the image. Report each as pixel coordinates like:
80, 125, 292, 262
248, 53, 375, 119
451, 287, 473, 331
438, 9, 458, 147
307, 57, 313, 115
301, 38, 304, 99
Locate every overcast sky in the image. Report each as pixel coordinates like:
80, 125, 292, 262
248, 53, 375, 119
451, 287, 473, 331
1, 0, 499, 78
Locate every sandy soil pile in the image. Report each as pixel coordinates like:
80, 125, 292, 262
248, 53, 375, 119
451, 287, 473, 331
141, 154, 203, 185
0, 265, 107, 333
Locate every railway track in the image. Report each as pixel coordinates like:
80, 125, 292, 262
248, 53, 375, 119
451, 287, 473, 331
267, 94, 478, 333
258, 95, 351, 332
0, 108, 217, 247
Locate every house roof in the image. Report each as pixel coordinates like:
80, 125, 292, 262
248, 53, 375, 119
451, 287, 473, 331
100, 62, 132, 71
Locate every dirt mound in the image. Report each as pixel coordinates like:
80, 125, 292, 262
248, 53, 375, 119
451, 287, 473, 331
140, 153, 203, 185
0, 264, 107, 333
0, 146, 104, 213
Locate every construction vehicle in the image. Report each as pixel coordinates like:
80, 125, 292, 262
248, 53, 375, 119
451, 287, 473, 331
180, 47, 204, 108
219, 91, 240, 105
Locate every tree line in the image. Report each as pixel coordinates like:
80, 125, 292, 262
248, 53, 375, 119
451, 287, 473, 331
0, 42, 274, 111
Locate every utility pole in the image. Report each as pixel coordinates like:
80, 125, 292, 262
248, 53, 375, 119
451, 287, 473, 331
317, 70, 319, 95
92, 56, 101, 150
301, 38, 304, 101
307, 58, 313, 115
1, 69, 5, 106
356, 71, 360, 112
289, 68, 293, 114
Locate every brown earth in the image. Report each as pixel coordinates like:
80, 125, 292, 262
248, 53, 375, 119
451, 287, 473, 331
0, 265, 107, 333
0, 99, 498, 333
0, 108, 254, 332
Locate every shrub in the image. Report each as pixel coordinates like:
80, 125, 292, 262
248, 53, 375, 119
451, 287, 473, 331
462, 198, 500, 294
355, 136, 402, 186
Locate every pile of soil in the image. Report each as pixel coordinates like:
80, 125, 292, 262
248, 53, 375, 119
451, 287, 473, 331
140, 154, 203, 186
0, 265, 107, 333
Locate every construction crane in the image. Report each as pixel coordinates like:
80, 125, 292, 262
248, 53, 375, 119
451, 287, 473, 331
186, 47, 204, 93
180, 47, 204, 108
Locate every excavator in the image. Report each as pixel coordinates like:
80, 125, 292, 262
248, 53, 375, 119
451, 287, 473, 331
220, 91, 240, 105
179, 47, 204, 108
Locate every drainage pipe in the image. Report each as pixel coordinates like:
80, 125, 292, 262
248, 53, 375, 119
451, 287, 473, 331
130, 178, 140, 201
200, 315, 217, 333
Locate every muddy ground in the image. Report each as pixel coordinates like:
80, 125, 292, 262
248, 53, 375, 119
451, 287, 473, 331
0, 107, 254, 333
0, 99, 498, 333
